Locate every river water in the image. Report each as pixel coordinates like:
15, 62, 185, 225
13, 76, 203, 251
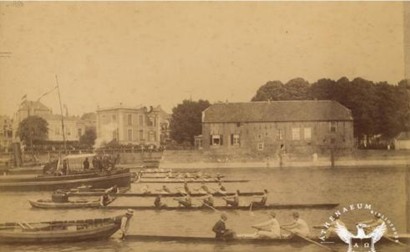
0, 166, 408, 252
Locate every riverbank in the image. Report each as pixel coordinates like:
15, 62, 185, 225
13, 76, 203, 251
158, 149, 410, 169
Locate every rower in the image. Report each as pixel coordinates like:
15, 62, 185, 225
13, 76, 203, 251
239, 211, 281, 239
141, 185, 151, 194
100, 192, 112, 207
195, 182, 212, 194
214, 182, 227, 195
212, 213, 236, 240
281, 212, 311, 237
201, 192, 215, 207
361, 213, 385, 232
158, 185, 171, 194
154, 195, 167, 208
120, 209, 133, 240
223, 190, 240, 207
176, 181, 191, 196
322, 215, 345, 239
174, 193, 192, 208
250, 189, 268, 207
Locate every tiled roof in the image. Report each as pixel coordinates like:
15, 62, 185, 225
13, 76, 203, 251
396, 131, 410, 140
203, 100, 353, 123
19, 100, 51, 112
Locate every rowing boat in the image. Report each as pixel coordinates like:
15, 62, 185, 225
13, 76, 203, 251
104, 203, 339, 211
122, 233, 410, 245
0, 215, 123, 243
28, 197, 116, 209
63, 186, 130, 196
68, 191, 264, 197
136, 179, 249, 184
140, 175, 225, 179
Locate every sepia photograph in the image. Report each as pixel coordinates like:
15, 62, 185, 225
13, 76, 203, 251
0, 1, 409, 251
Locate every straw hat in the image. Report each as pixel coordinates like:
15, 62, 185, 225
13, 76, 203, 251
126, 209, 134, 216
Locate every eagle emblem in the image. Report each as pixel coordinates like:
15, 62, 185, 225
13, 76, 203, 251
335, 222, 386, 252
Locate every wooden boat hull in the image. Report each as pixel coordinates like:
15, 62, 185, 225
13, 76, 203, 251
136, 179, 249, 184
69, 191, 264, 197
0, 170, 132, 191
29, 199, 104, 209
65, 186, 130, 196
0, 217, 122, 244
104, 203, 339, 211
123, 234, 410, 245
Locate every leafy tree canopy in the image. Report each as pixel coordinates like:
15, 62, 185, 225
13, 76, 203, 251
17, 116, 48, 145
170, 99, 211, 145
79, 128, 97, 147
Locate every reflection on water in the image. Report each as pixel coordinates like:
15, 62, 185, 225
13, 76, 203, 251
0, 166, 407, 251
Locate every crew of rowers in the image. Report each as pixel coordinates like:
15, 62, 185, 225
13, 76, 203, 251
148, 183, 269, 209
211, 211, 387, 241
137, 170, 224, 181
213, 211, 310, 240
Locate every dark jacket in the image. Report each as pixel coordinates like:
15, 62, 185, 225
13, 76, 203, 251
212, 220, 226, 239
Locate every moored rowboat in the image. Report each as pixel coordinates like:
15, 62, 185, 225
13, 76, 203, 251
29, 198, 116, 209
0, 215, 123, 243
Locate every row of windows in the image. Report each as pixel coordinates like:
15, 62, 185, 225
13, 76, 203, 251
102, 114, 157, 127
126, 129, 157, 142
210, 127, 315, 146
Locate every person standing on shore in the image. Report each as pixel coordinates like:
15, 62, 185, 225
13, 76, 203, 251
278, 144, 285, 168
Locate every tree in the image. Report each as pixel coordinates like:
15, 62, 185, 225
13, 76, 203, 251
79, 128, 97, 147
284, 78, 311, 100
17, 116, 48, 146
170, 99, 211, 145
251, 80, 286, 101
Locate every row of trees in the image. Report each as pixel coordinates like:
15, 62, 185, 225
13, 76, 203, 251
169, 77, 410, 146
252, 77, 410, 141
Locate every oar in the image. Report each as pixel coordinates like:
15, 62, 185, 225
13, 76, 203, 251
249, 203, 254, 216
280, 226, 336, 252
193, 198, 219, 212
383, 236, 407, 246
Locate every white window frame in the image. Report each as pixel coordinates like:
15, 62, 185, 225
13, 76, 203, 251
257, 142, 264, 151
232, 134, 240, 145
304, 127, 312, 140
128, 129, 133, 141
212, 135, 221, 146
278, 129, 283, 140
292, 128, 300, 140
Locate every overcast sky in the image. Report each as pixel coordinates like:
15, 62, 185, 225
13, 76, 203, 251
0, 2, 406, 117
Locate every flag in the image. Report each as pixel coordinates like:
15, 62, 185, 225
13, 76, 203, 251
20, 94, 27, 106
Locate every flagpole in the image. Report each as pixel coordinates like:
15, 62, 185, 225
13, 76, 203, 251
55, 75, 67, 154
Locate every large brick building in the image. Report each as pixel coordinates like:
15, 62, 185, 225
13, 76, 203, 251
201, 100, 354, 154
96, 104, 170, 147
